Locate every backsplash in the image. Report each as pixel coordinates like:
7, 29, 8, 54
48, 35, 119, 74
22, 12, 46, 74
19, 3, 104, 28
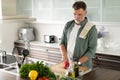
31, 22, 120, 56
0, 22, 26, 52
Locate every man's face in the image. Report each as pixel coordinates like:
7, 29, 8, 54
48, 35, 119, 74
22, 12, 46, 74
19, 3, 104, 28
73, 8, 87, 24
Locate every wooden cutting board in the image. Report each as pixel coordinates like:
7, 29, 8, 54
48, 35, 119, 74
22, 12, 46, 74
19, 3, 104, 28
50, 62, 90, 76
50, 62, 67, 75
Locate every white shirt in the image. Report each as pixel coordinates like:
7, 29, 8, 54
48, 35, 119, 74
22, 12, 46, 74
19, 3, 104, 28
67, 24, 81, 61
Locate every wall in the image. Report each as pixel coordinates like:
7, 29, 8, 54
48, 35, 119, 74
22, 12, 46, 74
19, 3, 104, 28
0, 21, 26, 52
31, 22, 66, 43
31, 22, 120, 56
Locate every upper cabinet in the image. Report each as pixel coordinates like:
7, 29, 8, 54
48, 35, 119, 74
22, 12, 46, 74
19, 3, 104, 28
16, 0, 32, 17
32, 0, 120, 22
80, 0, 101, 22
32, 0, 74, 21
0, 0, 33, 20
102, 0, 120, 22
0, 0, 16, 19
16, 0, 120, 22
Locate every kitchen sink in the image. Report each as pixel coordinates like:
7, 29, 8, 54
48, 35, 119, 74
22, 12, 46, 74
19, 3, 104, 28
0, 63, 9, 69
4, 67, 18, 74
0, 54, 16, 64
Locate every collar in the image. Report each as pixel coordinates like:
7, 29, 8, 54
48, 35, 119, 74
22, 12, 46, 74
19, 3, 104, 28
73, 17, 88, 28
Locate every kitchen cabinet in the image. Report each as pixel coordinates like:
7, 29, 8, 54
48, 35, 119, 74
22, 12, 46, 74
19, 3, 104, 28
102, 0, 120, 22
0, 0, 16, 19
14, 41, 120, 71
31, 0, 120, 22
81, 0, 101, 22
32, 0, 74, 21
93, 53, 120, 71
30, 42, 62, 64
14, 41, 62, 64
0, 0, 33, 19
16, 0, 33, 17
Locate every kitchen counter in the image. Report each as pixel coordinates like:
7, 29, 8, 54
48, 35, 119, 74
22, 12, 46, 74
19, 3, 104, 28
0, 67, 120, 80
29, 41, 120, 56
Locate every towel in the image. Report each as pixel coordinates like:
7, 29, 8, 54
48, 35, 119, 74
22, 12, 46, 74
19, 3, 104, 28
79, 21, 94, 39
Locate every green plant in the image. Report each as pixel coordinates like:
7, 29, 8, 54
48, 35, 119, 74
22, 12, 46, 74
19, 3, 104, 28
19, 61, 56, 79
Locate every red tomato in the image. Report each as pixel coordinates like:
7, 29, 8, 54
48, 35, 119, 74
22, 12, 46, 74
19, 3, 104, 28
38, 77, 43, 80
43, 76, 49, 80
64, 61, 69, 69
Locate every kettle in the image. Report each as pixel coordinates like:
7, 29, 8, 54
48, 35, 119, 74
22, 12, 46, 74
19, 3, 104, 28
19, 27, 35, 41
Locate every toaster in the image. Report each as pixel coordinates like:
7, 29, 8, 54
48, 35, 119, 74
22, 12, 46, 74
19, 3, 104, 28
44, 35, 55, 43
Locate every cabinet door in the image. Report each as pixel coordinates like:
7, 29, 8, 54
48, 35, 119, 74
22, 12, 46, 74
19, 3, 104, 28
80, 0, 101, 21
102, 0, 120, 22
30, 45, 62, 63
32, 0, 52, 20
2, 0, 16, 16
32, 0, 101, 21
16, 0, 32, 17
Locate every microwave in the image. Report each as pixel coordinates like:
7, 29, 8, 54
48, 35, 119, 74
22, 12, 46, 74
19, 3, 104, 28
44, 35, 55, 43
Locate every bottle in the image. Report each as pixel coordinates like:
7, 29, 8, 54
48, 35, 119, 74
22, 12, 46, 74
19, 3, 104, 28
73, 62, 79, 77
65, 63, 75, 78
68, 66, 75, 78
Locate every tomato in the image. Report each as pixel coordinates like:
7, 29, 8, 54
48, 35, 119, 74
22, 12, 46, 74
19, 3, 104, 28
43, 76, 49, 80
64, 61, 69, 69
38, 77, 43, 80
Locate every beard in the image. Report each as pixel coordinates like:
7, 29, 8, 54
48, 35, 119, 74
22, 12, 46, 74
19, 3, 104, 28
75, 19, 81, 25
74, 16, 85, 25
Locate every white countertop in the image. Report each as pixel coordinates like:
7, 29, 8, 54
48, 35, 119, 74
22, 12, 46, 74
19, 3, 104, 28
15, 40, 120, 56
30, 41, 60, 48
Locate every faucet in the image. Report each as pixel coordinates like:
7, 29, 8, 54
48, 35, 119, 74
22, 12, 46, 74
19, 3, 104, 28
0, 50, 6, 58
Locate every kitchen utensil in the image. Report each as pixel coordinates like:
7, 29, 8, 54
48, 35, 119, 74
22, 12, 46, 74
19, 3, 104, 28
12, 47, 29, 68
12, 47, 23, 67
21, 49, 29, 64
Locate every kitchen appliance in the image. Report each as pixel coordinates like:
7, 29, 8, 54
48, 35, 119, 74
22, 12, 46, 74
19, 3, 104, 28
18, 27, 35, 41
44, 35, 55, 43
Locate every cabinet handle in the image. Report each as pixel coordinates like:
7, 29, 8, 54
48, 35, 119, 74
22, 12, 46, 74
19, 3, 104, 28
46, 49, 48, 51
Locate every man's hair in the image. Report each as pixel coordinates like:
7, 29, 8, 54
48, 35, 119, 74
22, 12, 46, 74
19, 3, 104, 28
72, 1, 87, 10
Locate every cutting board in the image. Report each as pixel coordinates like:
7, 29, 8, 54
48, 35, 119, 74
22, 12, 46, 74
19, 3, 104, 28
50, 62, 67, 75
50, 62, 91, 76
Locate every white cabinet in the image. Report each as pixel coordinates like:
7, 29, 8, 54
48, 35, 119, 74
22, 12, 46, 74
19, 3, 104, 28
14, 41, 62, 64
2, 0, 16, 16
30, 42, 62, 64
32, 0, 74, 21
0, 0, 32, 19
81, 0, 101, 22
102, 0, 120, 22
32, 0, 120, 22
0, 0, 16, 19
16, 0, 33, 17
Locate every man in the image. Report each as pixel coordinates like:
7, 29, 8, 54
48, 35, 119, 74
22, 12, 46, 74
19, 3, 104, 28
60, 1, 97, 69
